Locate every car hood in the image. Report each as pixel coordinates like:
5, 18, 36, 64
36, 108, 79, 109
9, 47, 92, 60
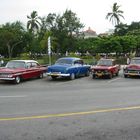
92, 65, 112, 70
48, 64, 71, 73
126, 64, 140, 70
0, 67, 26, 73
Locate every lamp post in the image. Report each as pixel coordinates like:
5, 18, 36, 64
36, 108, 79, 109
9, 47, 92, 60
48, 36, 51, 65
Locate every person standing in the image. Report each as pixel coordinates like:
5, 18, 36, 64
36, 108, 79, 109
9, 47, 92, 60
127, 56, 130, 65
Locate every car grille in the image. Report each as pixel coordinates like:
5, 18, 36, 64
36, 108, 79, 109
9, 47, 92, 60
95, 70, 106, 73
0, 73, 9, 78
128, 70, 140, 74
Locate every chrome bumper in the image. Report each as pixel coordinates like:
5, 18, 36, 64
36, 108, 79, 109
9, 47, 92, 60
124, 72, 140, 76
46, 72, 70, 77
0, 77, 15, 80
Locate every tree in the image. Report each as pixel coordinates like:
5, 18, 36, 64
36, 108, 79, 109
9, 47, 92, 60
128, 22, 140, 31
27, 11, 41, 34
40, 10, 84, 55
0, 21, 26, 58
62, 9, 84, 37
106, 2, 124, 26
55, 10, 84, 53
114, 23, 128, 36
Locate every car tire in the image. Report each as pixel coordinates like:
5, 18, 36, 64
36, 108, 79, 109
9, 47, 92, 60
92, 74, 96, 79
51, 76, 57, 80
85, 70, 90, 76
124, 74, 128, 78
39, 73, 43, 79
14, 76, 21, 84
116, 72, 119, 76
109, 73, 113, 79
70, 73, 75, 80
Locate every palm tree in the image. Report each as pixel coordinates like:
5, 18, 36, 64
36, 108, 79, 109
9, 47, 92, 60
106, 2, 124, 26
27, 11, 41, 34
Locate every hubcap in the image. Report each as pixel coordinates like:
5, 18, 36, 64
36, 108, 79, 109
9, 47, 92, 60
70, 73, 75, 80
15, 76, 20, 84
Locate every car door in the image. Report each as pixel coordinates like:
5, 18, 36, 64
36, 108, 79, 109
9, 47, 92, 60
23, 62, 32, 79
29, 62, 41, 78
79, 60, 88, 75
74, 60, 84, 76
112, 60, 119, 74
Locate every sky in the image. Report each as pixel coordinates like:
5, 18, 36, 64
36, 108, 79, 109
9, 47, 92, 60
0, 0, 140, 34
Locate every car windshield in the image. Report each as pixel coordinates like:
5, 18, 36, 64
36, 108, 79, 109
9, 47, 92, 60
6, 61, 26, 68
55, 59, 73, 65
97, 60, 112, 66
130, 59, 140, 64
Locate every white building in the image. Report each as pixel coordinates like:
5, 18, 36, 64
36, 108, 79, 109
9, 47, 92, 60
83, 27, 98, 39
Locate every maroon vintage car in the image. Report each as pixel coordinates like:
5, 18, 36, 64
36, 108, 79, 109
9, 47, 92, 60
123, 57, 140, 78
91, 58, 120, 79
0, 60, 47, 84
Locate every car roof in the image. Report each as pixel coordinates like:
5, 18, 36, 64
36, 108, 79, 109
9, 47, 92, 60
9, 60, 38, 63
100, 58, 115, 61
58, 57, 81, 61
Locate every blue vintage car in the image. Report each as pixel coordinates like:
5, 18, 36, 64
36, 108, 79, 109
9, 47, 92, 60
47, 57, 91, 80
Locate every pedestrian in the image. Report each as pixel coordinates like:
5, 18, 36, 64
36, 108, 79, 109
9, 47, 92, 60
0, 60, 4, 66
127, 56, 130, 65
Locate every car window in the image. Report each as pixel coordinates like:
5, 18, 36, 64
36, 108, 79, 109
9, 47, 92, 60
74, 60, 83, 65
97, 60, 112, 66
112, 61, 115, 66
55, 59, 73, 65
26, 62, 32, 68
6, 61, 26, 68
31, 62, 38, 67
130, 59, 140, 64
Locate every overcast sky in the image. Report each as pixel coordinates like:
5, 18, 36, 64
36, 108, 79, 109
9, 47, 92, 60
0, 0, 139, 34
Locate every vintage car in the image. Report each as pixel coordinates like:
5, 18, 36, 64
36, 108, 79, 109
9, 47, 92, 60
47, 57, 91, 80
0, 60, 47, 84
91, 58, 120, 79
123, 57, 140, 78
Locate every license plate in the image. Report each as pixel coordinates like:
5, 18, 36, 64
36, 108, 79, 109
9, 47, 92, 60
96, 73, 102, 77
51, 72, 60, 76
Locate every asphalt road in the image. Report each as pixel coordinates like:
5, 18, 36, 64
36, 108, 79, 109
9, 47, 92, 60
0, 70, 140, 140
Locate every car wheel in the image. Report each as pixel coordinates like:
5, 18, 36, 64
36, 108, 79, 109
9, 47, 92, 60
92, 74, 96, 79
39, 73, 43, 79
116, 72, 119, 76
51, 76, 57, 80
14, 76, 21, 84
109, 72, 113, 79
124, 74, 128, 78
70, 73, 75, 80
85, 70, 90, 76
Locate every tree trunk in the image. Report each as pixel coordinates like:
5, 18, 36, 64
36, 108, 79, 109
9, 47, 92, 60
7, 43, 12, 59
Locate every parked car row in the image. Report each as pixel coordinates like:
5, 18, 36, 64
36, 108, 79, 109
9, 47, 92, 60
0, 57, 140, 84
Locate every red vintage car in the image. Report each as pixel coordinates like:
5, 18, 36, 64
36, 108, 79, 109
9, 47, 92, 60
0, 60, 47, 84
123, 57, 140, 78
91, 58, 120, 79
